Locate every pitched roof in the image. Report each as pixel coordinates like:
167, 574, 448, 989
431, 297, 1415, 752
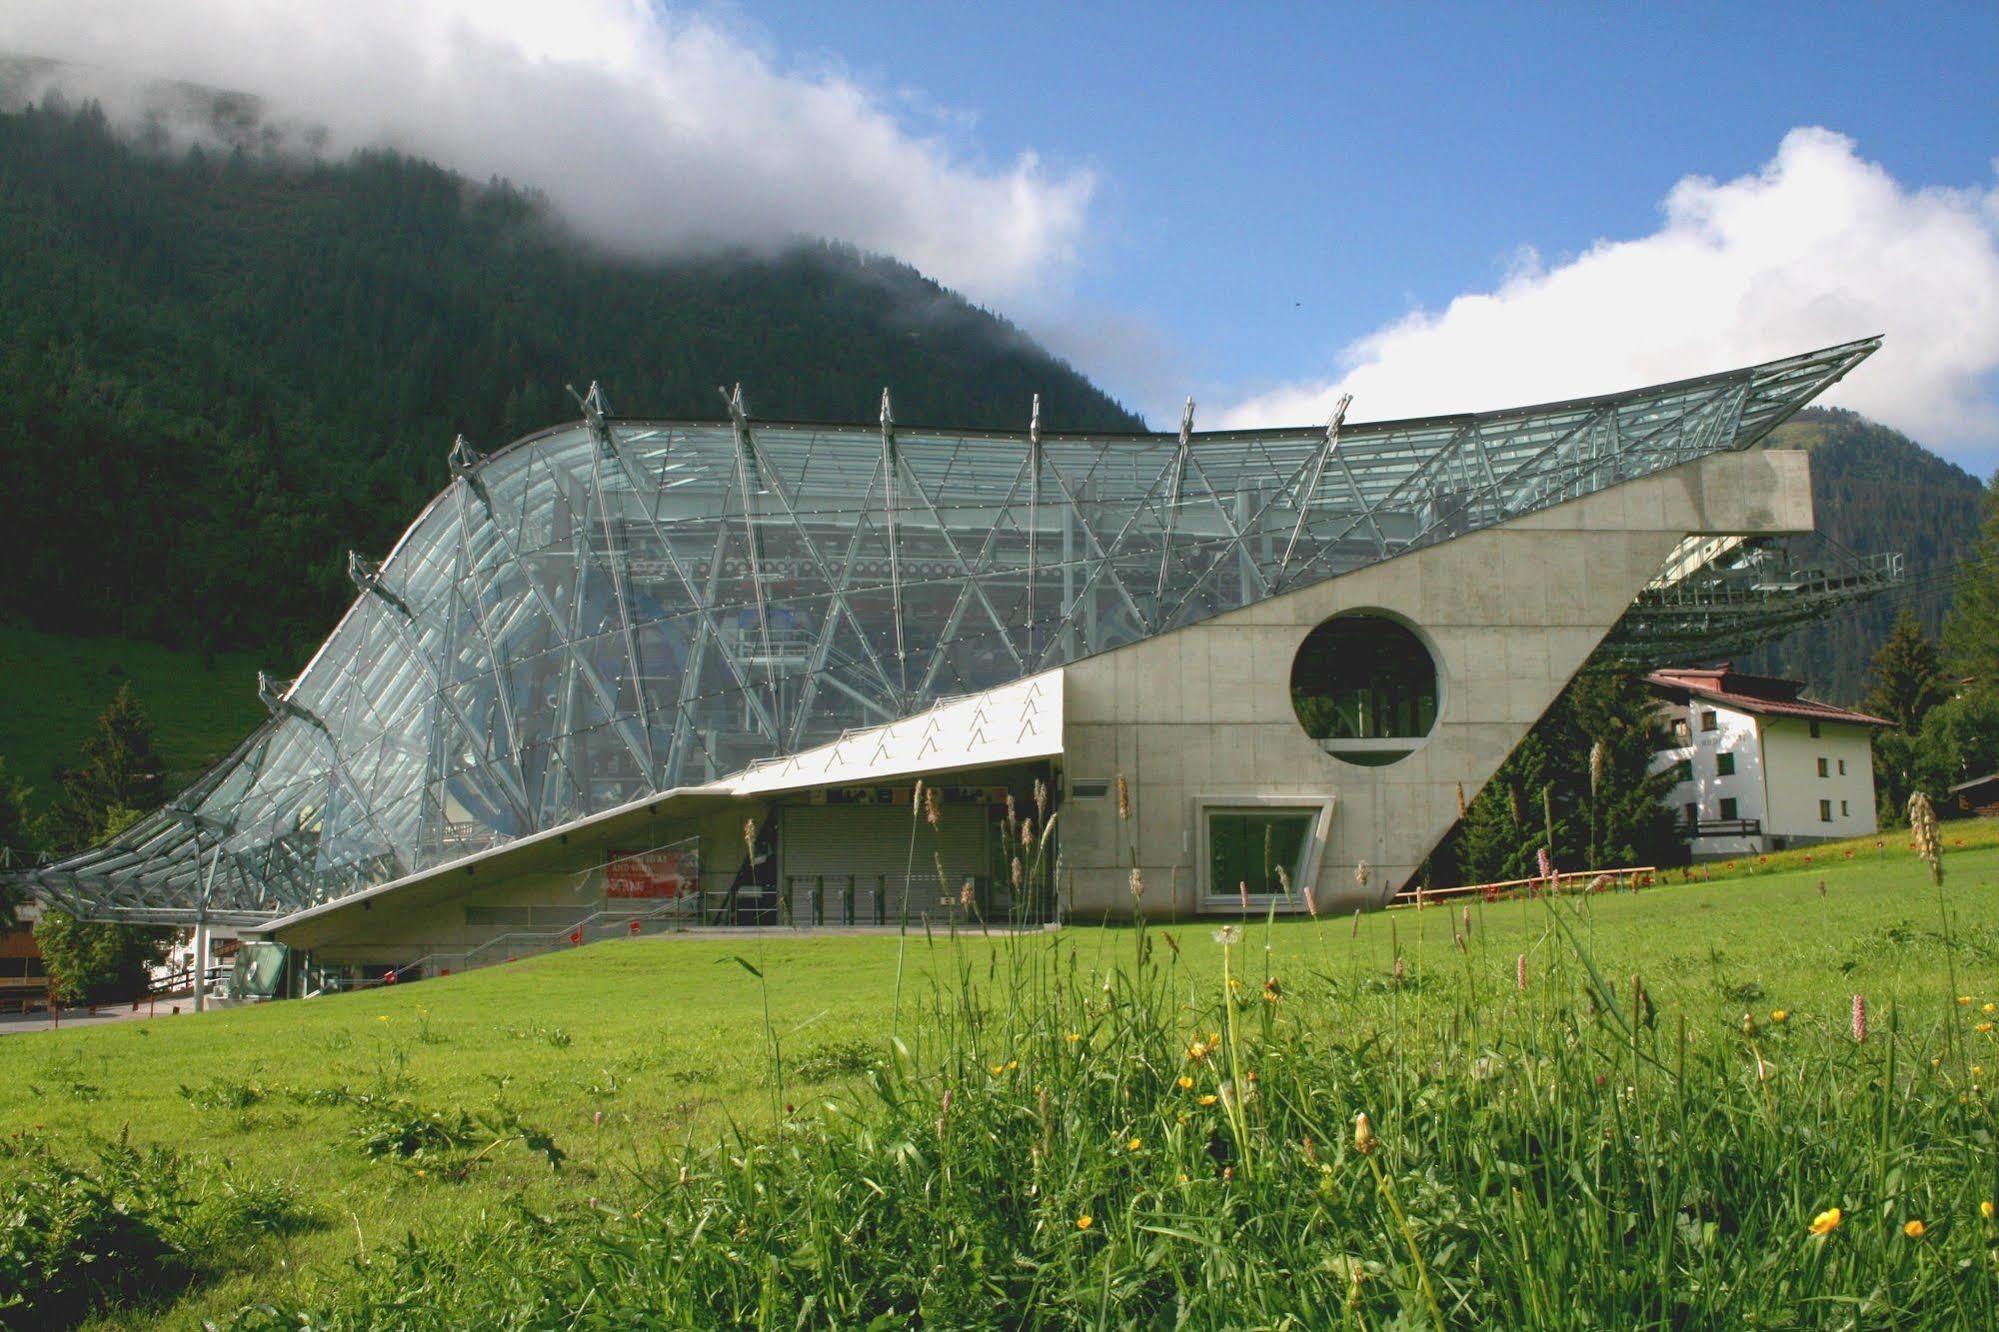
1645, 664, 1891, 728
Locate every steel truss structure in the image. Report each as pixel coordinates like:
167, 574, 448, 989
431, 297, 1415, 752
1603, 532, 1904, 667
19, 339, 1880, 925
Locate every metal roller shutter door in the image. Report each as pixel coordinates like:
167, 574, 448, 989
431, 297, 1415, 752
780, 803, 990, 916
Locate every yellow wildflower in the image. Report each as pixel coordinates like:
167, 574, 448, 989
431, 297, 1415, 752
1177, 1075, 1195, 1090
1006, 1060, 1019, 1071
1903, 1219, 1926, 1239
1977, 1022, 1993, 1034
1959, 996, 1973, 1006
1974, 1065, 1986, 1077
1076, 1215, 1093, 1231
1981, 1200, 1995, 1220
1127, 1138, 1142, 1152
414, 1169, 426, 1178
1065, 1032, 1082, 1043
1986, 1002, 1998, 1014
1809, 1207, 1842, 1236
991, 1064, 1005, 1076
1198, 1094, 1219, 1107
1770, 1009, 1788, 1023
1187, 1040, 1210, 1061
376, 1015, 390, 1023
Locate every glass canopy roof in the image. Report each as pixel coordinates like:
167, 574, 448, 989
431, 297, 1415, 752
20, 338, 1879, 924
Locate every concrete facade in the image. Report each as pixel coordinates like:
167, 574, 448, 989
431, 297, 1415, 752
1058, 449, 1814, 919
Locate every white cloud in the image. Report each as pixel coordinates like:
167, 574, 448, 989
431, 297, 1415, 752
0, 0, 1094, 305
1221, 129, 1999, 466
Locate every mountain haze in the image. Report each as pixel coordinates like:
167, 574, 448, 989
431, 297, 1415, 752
0, 98, 1139, 671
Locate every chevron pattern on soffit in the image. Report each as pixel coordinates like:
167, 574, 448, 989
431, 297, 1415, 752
18, 339, 1879, 924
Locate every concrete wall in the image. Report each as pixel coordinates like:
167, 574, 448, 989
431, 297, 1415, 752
1058, 449, 1814, 919
1761, 717, 1879, 842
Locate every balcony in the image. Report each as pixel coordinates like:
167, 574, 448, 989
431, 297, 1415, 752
1679, 818, 1761, 839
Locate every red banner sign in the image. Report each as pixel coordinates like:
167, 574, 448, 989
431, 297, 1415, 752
605, 846, 698, 900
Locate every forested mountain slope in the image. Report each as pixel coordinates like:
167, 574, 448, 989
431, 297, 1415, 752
0, 99, 1140, 671
1752, 408, 1988, 702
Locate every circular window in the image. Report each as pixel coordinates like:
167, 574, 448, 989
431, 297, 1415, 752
1290, 612, 1439, 767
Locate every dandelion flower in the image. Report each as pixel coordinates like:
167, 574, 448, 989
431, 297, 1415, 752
1985, 1003, 1996, 1015
1066, 1032, 1082, 1043
1198, 1094, 1219, 1107
1177, 1075, 1194, 1090
1212, 925, 1241, 946
1809, 1207, 1842, 1236
377, 1015, 390, 1023
1353, 1112, 1376, 1156
1077, 1215, 1093, 1231
1127, 1138, 1142, 1152
1959, 996, 1974, 1006
1771, 1009, 1788, 1023
1977, 1022, 1993, 1034
1981, 1200, 1995, 1220
1903, 1219, 1926, 1239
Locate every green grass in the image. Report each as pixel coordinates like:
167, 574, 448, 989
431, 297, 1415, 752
0, 625, 264, 813
4, 825, 1998, 1327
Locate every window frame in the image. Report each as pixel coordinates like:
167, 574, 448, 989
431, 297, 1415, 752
1719, 797, 1739, 821
1715, 752, 1735, 778
1819, 799, 1833, 823
1193, 793, 1337, 912
1700, 710, 1719, 732
1817, 757, 1829, 778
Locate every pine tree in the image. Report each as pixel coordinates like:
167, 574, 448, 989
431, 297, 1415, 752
1943, 477, 1999, 694
1446, 664, 1682, 886
1866, 610, 1948, 733
41, 684, 164, 855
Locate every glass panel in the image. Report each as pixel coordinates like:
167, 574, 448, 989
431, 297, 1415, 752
1207, 809, 1313, 900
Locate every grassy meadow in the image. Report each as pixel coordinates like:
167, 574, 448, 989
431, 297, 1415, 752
4, 820, 1998, 1327
0, 625, 265, 814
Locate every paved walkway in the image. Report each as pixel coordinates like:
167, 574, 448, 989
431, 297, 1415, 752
0, 992, 243, 1035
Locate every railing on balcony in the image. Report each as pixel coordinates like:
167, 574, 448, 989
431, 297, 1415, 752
1680, 818, 1762, 838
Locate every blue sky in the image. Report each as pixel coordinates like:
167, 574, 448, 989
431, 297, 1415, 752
747, 2, 1999, 441
10, 0, 1998, 463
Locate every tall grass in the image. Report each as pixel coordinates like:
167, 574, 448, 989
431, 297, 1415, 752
224, 837, 1999, 1329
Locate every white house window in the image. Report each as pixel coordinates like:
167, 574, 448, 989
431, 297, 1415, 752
1700, 710, 1718, 732
1719, 797, 1739, 820
1809, 721, 1822, 739
1838, 758, 1847, 776
1817, 757, 1829, 778
1670, 718, 1691, 746
1819, 799, 1833, 822
1715, 753, 1735, 777
1841, 799, 1850, 817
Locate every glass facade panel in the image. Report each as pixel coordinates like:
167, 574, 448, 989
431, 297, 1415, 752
1207, 809, 1313, 900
